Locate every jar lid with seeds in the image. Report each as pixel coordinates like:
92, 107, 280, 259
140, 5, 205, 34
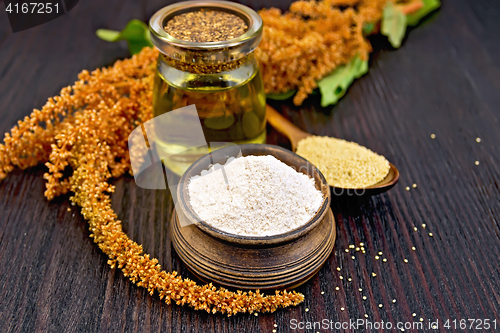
149, 1, 263, 65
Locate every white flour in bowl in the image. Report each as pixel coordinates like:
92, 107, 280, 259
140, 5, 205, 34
187, 155, 324, 236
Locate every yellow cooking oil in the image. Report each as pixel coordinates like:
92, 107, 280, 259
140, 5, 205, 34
152, 58, 266, 175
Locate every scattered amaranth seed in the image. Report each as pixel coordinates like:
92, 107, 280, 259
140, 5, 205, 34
430, 134, 436, 139
476, 137, 481, 143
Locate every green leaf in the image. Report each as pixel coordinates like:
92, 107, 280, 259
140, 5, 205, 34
96, 19, 153, 55
362, 22, 375, 35
96, 29, 121, 42
266, 90, 296, 100
406, 0, 441, 26
317, 54, 369, 107
381, 2, 407, 48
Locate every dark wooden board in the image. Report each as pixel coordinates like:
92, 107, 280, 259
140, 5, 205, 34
1, 0, 500, 332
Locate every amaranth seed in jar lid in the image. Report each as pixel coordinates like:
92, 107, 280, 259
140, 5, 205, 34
164, 9, 248, 42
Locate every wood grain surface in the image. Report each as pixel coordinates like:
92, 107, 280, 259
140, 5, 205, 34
1, 0, 499, 332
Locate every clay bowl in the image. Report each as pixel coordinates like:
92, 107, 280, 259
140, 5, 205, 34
266, 104, 399, 197
172, 144, 336, 290
176, 144, 331, 246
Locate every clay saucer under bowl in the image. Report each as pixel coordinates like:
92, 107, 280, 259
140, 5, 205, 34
177, 144, 331, 246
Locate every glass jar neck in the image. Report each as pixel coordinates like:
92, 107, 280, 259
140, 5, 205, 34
160, 53, 251, 74
157, 53, 259, 92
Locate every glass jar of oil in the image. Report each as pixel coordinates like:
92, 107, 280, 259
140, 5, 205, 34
149, 1, 265, 175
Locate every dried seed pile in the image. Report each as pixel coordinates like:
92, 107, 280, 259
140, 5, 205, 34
165, 10, 248, 42
296, 136, 390, 188
0, 47, 303, 315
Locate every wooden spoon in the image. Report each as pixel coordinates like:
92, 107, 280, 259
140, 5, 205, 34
265, 104, 399, 195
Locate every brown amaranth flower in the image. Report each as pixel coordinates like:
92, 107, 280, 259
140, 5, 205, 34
0, 47, 303, 315
256, 0, 387, 105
